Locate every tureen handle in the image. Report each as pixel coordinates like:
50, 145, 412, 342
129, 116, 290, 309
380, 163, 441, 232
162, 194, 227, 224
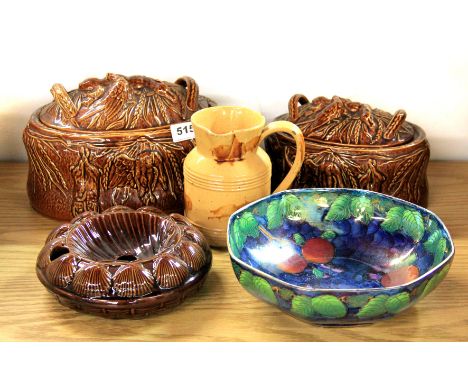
384, 109, 407, 140
175, 76, 199, 113
288, 94, 309, 121
50, 83, 79, 120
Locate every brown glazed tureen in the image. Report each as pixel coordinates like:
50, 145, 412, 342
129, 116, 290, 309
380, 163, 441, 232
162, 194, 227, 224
266, 95, 430, 206
23, 73, 216, 220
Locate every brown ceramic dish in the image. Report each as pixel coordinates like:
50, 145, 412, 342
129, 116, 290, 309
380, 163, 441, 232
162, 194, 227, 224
36, 206, 212, 318
23, 73, 216, 220
266, 95, 430, 206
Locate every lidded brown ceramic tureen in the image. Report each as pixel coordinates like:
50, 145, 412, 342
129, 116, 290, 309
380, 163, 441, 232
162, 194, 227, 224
266, 95, 430, 206
23, 73, 216, 220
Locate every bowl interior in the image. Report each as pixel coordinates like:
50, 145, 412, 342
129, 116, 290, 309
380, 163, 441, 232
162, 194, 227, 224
66, 211, 180, 262
228, 189, 452, 290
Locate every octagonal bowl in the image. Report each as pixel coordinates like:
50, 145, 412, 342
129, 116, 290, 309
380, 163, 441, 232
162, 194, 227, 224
228, 189, 454, 325
36, 206, 212, 318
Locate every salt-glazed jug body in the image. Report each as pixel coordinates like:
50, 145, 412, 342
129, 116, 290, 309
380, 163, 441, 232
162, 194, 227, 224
184, 106, 305, 247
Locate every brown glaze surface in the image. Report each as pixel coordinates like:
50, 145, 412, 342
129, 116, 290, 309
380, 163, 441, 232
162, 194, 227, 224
266, 95, 430, 206
23, 74, 216, 220
36, 206, 212, 318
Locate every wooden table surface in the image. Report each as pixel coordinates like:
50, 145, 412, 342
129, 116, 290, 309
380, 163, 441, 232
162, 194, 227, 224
0, 162, 467, 342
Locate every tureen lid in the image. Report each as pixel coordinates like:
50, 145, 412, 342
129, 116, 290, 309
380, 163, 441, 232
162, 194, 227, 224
38, 73, 215, 130
275, 94, 415, 146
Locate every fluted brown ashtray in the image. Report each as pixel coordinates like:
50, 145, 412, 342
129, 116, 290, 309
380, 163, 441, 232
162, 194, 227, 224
23, 73, 216, 220
36, 206, 212, 318
266, 95, 430, 207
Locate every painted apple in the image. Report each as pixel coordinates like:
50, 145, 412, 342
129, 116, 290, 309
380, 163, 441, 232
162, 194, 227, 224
302, 238, 335, 264
278, 254, 308, 274
381, 265, 420, 288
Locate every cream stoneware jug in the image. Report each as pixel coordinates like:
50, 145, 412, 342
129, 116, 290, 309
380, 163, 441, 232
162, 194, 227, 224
183, 106, 305, 247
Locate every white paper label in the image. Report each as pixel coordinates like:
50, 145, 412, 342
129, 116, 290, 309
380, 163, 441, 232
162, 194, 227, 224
170, 122, 195, 142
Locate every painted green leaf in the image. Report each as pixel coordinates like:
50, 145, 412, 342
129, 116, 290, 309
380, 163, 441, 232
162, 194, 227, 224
310, 295, 347, 318
321, 230, 336, 240
293, 233, 305, 245
228, 234, 240, 258
357, 295, 389, 319
232, 262, 242, 277
376, 198, 395, 213
345, 295, 371, 308
281, 194, 303, 220
291, 295, 314, 317
312, 268, 324, 278
380, 206, 405, 233
239, 270, 253, 289
253, 201, 268, 216
385, 292, 411, 314
267, 199, 283, 230
252, 276, 277, 304
232, 219, 246, 253
350, 196, 374, 224
433, 237, 447, 266
239, 271, 277, 304
421, 264, 451, 298
423, 230, 443, 253
426, 218, 439, 234
238, 212, 259, 238
278, 288, 295, 301
400, 252, 417, 267
402, 209, 425, 241
325, 195, 352, 221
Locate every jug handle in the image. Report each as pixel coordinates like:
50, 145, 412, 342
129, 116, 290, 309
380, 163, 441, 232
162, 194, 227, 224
259, 120, 305, 193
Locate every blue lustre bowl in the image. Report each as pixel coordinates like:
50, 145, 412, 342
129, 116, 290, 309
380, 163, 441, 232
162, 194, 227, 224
227, 189, 454, 325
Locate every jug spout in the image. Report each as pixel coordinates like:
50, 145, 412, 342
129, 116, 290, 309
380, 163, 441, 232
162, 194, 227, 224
191, 106, 266, 161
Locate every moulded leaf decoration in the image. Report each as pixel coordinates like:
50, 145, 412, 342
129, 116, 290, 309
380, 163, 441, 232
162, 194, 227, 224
325, 195, 352, 221
385, 292, 410, 314
267, 199, 283, 230
310, 295, 347, 318
350, 196, 374, 224
291, 295, 314, 318
380, 206, 404, 233
402, 209, 424, 242
357, 295, 389, 319
238, 212, 259, 238
293, 233, 305, 245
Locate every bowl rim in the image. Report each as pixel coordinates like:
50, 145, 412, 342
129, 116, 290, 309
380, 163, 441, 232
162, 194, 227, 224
64, 206, 183, 265
227, 188, 455, 293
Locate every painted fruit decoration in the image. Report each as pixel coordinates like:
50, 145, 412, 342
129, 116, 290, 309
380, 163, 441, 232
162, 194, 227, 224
381, 265, 420, 287
277, 253, 308, 274
302, 238, 335, 264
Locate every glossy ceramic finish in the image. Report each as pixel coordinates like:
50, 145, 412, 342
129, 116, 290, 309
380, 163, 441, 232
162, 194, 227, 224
266, 95, 430, 207
36, 206, 212, 318
228, 189, 454, 325
23, 74, 216, 220
184, 106, 305, 247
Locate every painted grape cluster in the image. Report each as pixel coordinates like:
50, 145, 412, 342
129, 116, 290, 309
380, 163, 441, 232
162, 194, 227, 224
229, 190, 453, 322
